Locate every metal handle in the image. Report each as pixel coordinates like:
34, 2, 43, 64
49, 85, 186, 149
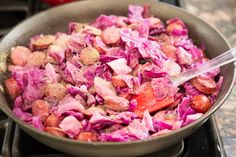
172, 48, 236, 86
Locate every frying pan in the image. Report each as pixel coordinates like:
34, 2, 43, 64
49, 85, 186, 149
0, 0, 235, 156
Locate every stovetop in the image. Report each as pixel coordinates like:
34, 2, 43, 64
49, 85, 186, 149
0, 0, 227, 157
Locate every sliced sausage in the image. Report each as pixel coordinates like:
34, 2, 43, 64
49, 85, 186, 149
161, 44, 177, 61
77, 131, 98, 142
192, 76, 216, 94
10, 46, 31, 66
5, 77, 20, 100
45, 127, 66, 137
27, 51, 46, 67
79, 47, 100, 65
111, 76, 127, 88
191, 95, 211, 113
101, 27, 120, 44
45, 114, 63, 127
45, 83, 66, 101
32, 100, 50, 121
104, 96, 129, 111
32, 35, 56, 50
83, 106, 106, 116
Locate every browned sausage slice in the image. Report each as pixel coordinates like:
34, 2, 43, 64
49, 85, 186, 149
45, 114, 63, 127
5, 77, 20, 99
10, 46, 31, 66
101, 27, 120, 45
32, 35, 56, 50
190, 95, 211, 113
111, 76, 127, 88
32, 100, 50, 121
79, 47, 100, 65
45, 127, 66, 137
77, 132, 98, 142
27, 51, 46, 66
192, 76, 216, 94
44, 83, 66, 101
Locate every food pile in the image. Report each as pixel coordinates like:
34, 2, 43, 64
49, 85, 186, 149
5, 5, 224, 142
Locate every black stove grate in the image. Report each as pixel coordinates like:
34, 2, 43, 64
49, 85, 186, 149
0, 0, 227, 157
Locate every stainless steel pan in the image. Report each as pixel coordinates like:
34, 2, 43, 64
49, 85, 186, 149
0, 0, 234, 156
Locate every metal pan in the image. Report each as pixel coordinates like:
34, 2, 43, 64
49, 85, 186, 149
0, 0, 234, 156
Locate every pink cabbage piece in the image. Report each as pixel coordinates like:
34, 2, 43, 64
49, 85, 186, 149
144, 71, 167, 78
176, 47, 193, 65
45, 63, 59, 83
127, 119, 149, 140
100, 128, 138, 142
142, 110, 155, 132
151, 77, 178, 100
47, 45, 65, 64
63, 111, 84, 120
94, 77, 116, 98
175, 39, 204, 61
13, 107, 32, 122
32, 116, 44, 131
67, 85, 95, 106
182, 107, 196, 122
127, 49, 141, 68
14, 96, 23, 108
107, 58, 132, 75
89, 112, 115, 130
128, 5, 144, 23
89, 112, 114, 124
12, 67, 45, 102
162, 60, 181, 77
166, 18, 188, 36
136, 22, 149, 38
59, 115, 82, 138
182, 113, 203, 126
120, 28, 166, 65
184, 82, 202, 97
55, 96, 85, 116
93, 15, 116, 30
129, 99, 137, 112
95, 64, 113, 81
115, 112, 137, 125
153, 119, 172, 131
177, 96, 191, 120
63, 61, 86, 84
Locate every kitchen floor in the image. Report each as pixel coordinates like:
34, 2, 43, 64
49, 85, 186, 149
182, 0, 236, 156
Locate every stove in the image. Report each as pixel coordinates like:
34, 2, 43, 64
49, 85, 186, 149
0, 0, 227, 157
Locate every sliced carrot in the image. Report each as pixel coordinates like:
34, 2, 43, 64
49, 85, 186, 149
133, 83, 174, 117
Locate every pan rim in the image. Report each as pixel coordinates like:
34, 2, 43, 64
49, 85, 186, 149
0, 0, 235, 147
